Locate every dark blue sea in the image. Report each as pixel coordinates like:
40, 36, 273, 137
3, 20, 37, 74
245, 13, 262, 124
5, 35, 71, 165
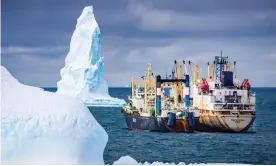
44, 87, 276, 164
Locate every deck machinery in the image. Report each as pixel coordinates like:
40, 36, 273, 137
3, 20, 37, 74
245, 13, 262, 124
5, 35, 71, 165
122, 62, 197, 133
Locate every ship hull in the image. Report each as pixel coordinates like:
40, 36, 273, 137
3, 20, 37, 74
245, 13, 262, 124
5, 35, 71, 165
194, 113, 256, 132
123, 110, 194, 133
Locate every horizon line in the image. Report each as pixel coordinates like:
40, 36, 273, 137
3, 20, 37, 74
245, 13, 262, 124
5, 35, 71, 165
42, 86, 276, 88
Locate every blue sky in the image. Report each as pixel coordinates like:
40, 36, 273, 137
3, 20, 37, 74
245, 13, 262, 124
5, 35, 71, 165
2, 0, 276, 87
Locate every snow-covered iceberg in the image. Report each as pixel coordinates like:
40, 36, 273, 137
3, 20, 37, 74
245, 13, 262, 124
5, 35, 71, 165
1, 66, 108, 164
57, 6, 126, 107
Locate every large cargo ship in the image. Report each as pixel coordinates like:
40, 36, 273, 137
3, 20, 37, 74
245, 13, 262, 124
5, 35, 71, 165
122, 53, 256, 133
190, 53, 256, 132
122, 63, 197, 133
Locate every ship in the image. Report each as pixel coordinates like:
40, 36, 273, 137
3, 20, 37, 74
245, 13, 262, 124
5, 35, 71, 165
122, 53, 256, 133
190, 53, 256, 132
121, 63, 197, 133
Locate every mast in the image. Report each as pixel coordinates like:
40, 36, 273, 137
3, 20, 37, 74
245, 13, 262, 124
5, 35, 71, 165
174, 60, 178, 78
145, 63, 153, 111
233, 61, 237, 79
172, 69, 175, 79
144, 80, 148, 111
214, 50, 228, 83
131, 75, 135, 98
147, 63, 152, 85
183, 60, 187, 75
208, 62, 214, 81
194, 64, 199, 86
178, 64, 184, 107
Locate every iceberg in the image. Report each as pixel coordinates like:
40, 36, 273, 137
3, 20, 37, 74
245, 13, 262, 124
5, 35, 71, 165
57, 6, 126, 107
1, 66, 108, 164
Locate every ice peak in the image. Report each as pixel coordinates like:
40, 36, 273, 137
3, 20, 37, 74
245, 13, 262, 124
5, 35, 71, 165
82, 6, 93, 14
57, 6, 126, 107
77, 6, 95, 26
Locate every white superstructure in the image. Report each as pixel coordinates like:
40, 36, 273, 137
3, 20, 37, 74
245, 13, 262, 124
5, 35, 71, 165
191, 55, 256, 132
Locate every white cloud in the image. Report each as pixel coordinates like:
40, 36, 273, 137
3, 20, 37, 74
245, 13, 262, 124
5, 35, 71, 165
270, 52, 276, 60
103, 36, 276, 87
2, 47, 44, 54
1, 46, 68, 54
2, 53, 66, 87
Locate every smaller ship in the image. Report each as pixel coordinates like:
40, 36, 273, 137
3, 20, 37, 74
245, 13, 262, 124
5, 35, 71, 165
122, 62, 197, 133
190, 53, 256, 132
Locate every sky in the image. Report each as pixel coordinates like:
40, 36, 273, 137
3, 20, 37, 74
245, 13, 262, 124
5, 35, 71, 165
1, 0, 276, 87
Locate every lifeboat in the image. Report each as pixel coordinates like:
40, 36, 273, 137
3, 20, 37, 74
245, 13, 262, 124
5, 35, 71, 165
200, 78, 209, 93
241, 79, 251, 90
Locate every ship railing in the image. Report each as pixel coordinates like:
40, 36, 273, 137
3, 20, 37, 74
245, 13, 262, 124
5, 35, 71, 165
162, 102, 185, 110
160, 109, 186, 115
214, 103, 254, 111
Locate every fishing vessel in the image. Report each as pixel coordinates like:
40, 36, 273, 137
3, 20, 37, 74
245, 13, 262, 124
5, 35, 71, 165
190, 53, 256, 132
122, 63, 197, 133
122, 52, 256, 133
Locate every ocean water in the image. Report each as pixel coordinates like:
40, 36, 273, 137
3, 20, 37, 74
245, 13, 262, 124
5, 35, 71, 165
44, 87, 276, 164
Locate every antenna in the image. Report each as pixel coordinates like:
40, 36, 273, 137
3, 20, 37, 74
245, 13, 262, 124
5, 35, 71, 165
188, 61, 191, 76
172, 69, 175, 79
183, 60, 187, 75
214, 50, 228, 82
166, 66, 168, 79
234, 61, 237, 79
